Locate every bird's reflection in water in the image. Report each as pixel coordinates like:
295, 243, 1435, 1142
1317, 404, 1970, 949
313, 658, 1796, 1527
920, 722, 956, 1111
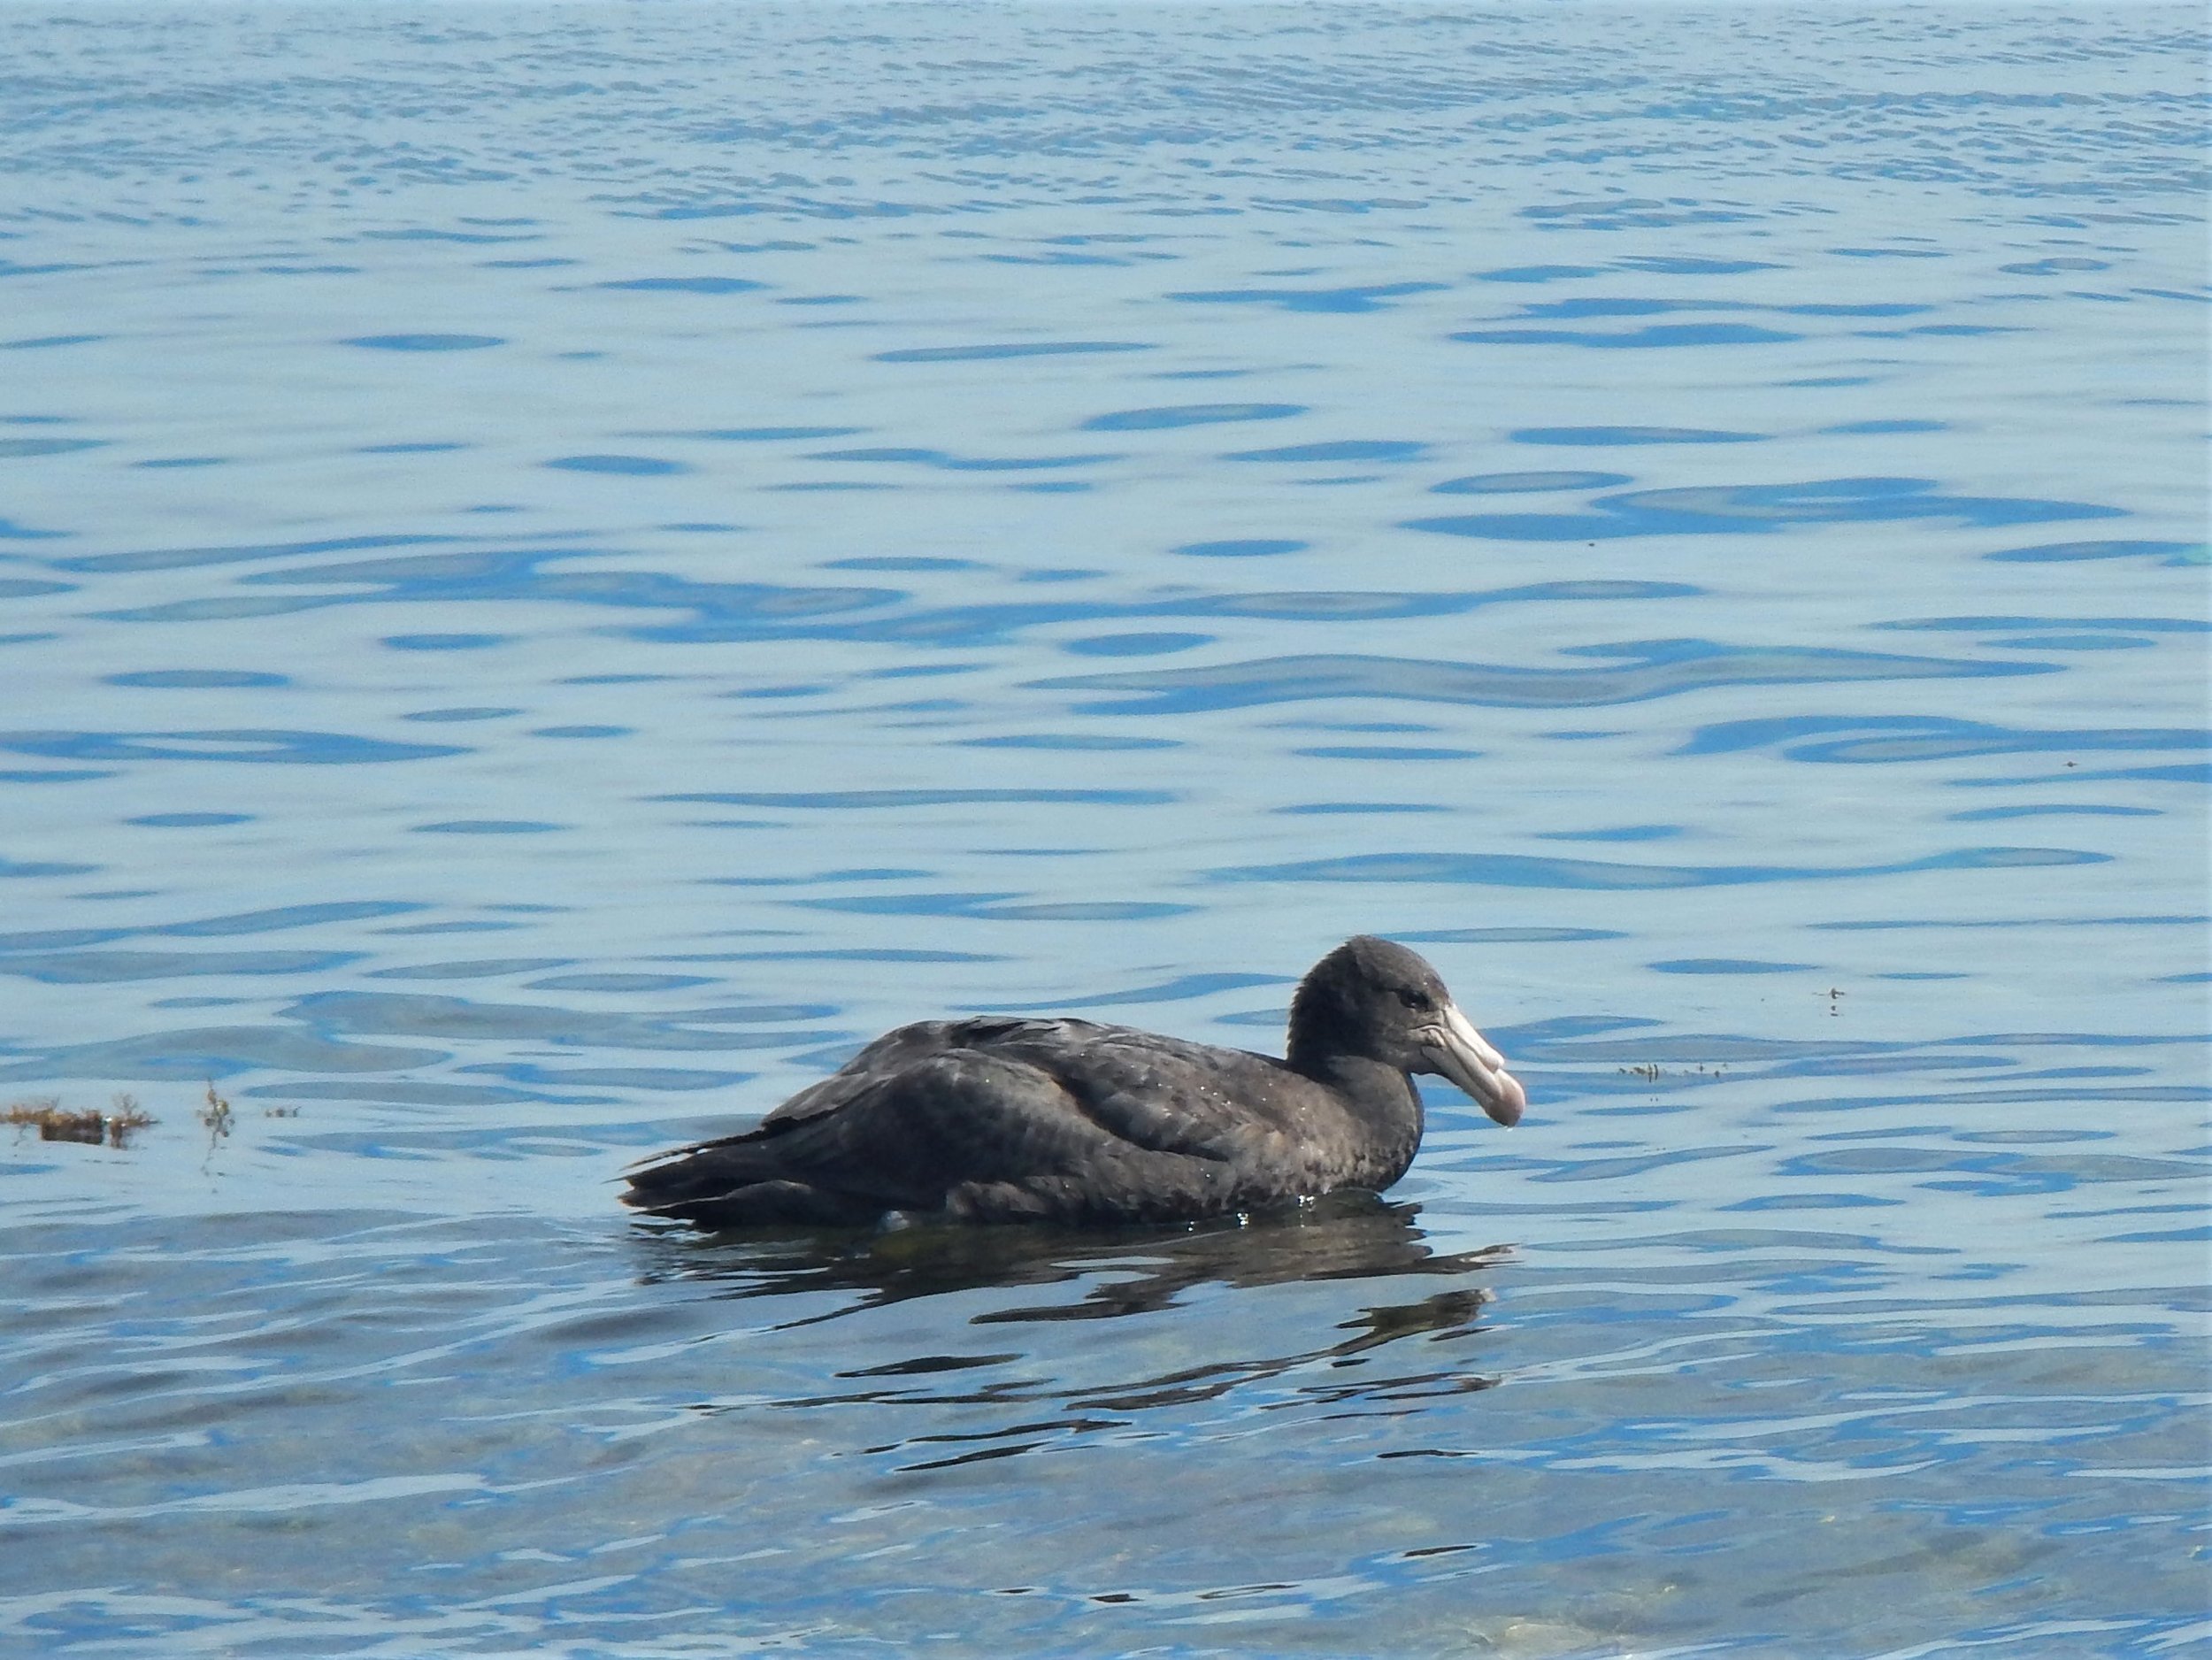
629, 1195, 1512, 1466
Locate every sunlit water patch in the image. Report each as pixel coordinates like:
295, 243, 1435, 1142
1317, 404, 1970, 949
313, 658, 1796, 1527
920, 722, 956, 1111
1, 4, 2205, 1656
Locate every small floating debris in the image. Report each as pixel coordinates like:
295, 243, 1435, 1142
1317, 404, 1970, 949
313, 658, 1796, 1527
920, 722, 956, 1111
197, 1081, 234, 1155
4, 1093, 156, 1148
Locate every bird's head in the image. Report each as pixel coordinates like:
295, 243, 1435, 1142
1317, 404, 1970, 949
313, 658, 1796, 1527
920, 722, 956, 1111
1288, 935, 1526, 1126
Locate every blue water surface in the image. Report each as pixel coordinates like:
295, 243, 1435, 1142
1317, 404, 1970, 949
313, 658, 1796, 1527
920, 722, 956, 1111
1, 4, 2206, 1656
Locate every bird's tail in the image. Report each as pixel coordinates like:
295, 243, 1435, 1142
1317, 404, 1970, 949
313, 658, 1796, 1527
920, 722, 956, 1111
621, 1130, 881, 1229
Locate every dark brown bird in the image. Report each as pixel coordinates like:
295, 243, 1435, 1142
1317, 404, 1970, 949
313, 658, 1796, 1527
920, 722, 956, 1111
622, 935, 1525, 1229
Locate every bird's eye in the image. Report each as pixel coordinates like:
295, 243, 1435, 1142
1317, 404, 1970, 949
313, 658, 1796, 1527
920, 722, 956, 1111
1396, 988, 1433, 1011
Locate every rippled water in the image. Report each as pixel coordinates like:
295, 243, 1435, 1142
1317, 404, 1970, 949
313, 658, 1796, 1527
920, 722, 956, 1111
3, 4, 2207, 1655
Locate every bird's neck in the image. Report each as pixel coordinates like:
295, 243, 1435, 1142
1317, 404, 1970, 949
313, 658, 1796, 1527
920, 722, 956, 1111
1291, 1048, 1425, 1172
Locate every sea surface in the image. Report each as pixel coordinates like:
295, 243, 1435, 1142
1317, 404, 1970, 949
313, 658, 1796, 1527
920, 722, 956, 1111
1, 4, 2206, 1656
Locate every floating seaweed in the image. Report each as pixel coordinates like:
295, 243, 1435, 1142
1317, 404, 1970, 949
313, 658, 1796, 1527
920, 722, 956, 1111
4, 1093, 157, 1148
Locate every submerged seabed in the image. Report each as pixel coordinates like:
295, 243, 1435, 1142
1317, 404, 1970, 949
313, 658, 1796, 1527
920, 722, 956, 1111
0, 4, 2206, 1656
